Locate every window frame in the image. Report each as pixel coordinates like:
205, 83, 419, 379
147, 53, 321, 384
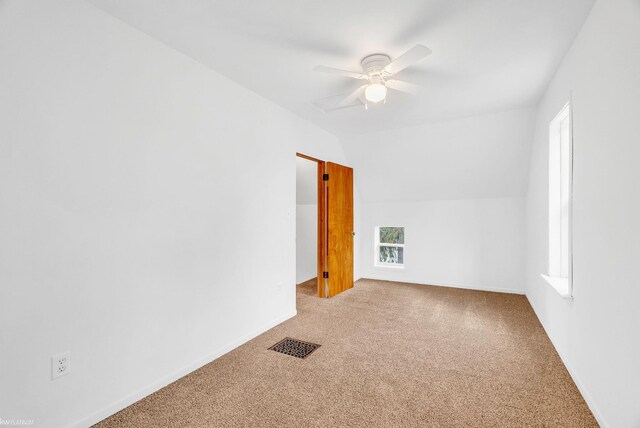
542, 101, 573, 299
374, 226, 405, 269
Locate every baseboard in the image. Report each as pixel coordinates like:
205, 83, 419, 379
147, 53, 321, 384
525, 295, 607, 428
296, 276, 317, 286
360, 276, 525, 295
70, 309, 297, 428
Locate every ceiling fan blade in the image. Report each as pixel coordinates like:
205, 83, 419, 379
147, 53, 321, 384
313, 65, 368, 80
386, 79, 422, 94
311, 93, 364, 113
311, 102, 363, 114
340, 85, 368, 107
384, 45, 432, 75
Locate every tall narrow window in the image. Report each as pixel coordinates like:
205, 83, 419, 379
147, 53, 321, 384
375, 227, 404, 268
544, 102, 573, 298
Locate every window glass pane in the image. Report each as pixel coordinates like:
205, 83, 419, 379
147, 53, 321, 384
548, 102, 571, 283
559, 116, 571, 277
379, 227, 404, 244
379, 246, 404, 264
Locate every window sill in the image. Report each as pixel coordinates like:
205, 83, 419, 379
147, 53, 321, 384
541, 274, 572, 299
374, 264, 405, 270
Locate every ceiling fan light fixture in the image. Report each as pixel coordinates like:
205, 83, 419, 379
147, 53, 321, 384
365, 83, 387, 103
312, 45, 432, 111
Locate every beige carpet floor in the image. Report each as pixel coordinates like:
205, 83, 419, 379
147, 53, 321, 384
96, 279, 597, 427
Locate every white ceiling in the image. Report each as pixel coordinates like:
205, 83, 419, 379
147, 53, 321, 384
89, 0, 595, 137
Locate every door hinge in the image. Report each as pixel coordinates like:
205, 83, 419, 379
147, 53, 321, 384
323, 271, 329, 279
323, 174, 329, 181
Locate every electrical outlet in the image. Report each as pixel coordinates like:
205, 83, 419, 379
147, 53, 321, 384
51, 351, 70, 380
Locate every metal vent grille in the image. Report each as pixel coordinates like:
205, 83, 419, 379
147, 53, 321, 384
269, 338, 321, 359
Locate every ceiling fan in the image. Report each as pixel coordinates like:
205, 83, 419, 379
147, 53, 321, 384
312, 44, 432, 112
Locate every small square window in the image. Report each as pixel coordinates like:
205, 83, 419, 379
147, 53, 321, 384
375, 227, 404, 268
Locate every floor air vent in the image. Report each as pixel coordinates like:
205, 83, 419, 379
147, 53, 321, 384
269, 338, 321, 359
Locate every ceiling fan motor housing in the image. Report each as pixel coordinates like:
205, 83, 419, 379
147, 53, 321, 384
311, 45, 431, 111
361, 54, 391, 79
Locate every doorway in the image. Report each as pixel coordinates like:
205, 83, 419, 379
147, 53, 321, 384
295, 154, 320, 296
295, 153, 354, 298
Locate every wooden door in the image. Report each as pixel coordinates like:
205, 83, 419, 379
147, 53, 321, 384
324, 162, 354, 297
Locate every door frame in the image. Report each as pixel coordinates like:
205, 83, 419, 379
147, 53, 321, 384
296, 152, 327, 297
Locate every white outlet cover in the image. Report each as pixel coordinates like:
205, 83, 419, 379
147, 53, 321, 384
51, 351, 70, 380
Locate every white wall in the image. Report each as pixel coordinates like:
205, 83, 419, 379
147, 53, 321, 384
295, 204, 317, 284
524, 1, 640, 426
0, 1, 351, 427
295, 156, 317, 283
361, 198, 525, 293
343, 107, 533, 293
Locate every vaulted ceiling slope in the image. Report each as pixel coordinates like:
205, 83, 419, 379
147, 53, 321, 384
89, 0, 595, 136
343, 107, 536, 202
